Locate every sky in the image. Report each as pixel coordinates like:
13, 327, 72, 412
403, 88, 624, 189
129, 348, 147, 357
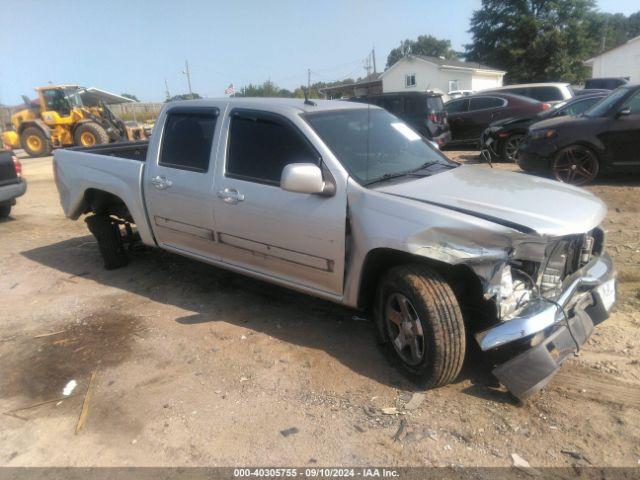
1, 0, 638, 104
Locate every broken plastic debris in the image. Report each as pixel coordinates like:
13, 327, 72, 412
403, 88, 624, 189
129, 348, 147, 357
63, 380, 77, 396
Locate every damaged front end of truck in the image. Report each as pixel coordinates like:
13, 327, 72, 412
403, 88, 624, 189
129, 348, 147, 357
348, 171, 616, 401
463, 228, 615, 400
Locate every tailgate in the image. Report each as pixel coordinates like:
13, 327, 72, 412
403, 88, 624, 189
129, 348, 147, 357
0, 151, 18, 187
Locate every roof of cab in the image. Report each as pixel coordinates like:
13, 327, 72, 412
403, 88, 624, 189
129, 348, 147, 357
165, 97, 377, 115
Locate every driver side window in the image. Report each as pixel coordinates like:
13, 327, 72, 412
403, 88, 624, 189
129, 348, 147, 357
227, 111, 320, 185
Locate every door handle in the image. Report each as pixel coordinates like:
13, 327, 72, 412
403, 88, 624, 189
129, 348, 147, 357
217, 188, 245, 204
151, 175, 173, 190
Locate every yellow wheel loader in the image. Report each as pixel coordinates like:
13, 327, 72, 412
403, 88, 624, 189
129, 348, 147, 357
2, 85, 147, 157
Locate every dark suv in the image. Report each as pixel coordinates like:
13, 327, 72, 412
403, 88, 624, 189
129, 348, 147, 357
518, 84, 640, 185
349, 92, 451, 146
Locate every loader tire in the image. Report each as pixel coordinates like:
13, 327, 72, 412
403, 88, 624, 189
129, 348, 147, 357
85, 215, 129, 270
374, 264, 466, 388
74, 122, 109, 148
21, 127, 52, 157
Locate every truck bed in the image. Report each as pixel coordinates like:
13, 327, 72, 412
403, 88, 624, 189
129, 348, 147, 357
68, 141, 149, 161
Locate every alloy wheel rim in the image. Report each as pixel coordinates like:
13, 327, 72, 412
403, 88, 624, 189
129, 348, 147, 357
385, 293, 425, 366
504, 135, 523, 161
81, 132, 96, 146
27, 135, 42, 151
552, 148, 598, 185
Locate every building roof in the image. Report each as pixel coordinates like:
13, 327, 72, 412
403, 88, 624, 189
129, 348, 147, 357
319, 73, 383, 92
584, 35, 640, 64
412, 55, 504, 72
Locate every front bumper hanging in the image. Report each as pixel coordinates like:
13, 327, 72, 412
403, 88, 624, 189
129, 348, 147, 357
475, 253, 615, 401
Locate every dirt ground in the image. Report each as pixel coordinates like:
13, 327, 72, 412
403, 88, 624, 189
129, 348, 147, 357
0, 149, 639, 468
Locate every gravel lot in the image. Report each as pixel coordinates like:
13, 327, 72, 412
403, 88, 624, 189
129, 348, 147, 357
0, 149, 639, 468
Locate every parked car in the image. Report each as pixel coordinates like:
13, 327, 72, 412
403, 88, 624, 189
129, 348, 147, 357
481, 93, 607, 162
485, 83, 574, 105
349, 92, 451, 146
0, 149, 26, 217
54, 98, 616, 401
518, 84, 640, 185
584, 77, 629, 90
444, 93, 548, 146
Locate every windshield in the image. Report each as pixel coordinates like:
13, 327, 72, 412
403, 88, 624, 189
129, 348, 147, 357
63, 88, 84, 108
584, 88, 628, 117
305, 108, 456, 185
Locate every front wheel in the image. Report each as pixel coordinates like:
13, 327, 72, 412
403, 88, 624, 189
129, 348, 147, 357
551, 145, 599, 185
374, 264, 466, 387
74, 122, 110, 147
501, 133, 524, 162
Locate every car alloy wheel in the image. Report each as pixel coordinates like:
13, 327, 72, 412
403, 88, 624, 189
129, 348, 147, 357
503, 134, 524, 162
385, 292, 425, 366
552, 146, 599, 185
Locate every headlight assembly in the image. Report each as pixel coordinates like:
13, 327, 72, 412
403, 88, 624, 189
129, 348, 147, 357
529, 128, 557, 141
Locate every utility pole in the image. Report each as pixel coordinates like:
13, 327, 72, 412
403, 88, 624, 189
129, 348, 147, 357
182, 60, 193, 99
372, 47, 377, 74
307, 68, 311, 94
164, 78, 171, 101
600, 17, 609, 52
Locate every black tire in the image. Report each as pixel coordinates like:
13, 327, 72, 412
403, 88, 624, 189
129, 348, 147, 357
500, 133, 525, 162
85, 215, 129, 270
0, 204, 11, 217
551, 145, 599, 185
74, 122, 110, 147
374, 264, 466, 387
20, 126, 52, 157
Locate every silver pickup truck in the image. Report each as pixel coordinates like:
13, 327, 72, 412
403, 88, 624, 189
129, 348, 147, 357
53, 98, 616, 400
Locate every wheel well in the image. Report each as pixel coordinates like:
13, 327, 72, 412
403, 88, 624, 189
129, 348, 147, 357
83, 189, 133, 221
18, 120, 50, 137
357, 248, 496, 331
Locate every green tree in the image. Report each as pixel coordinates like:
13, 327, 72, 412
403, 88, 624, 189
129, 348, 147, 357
120, 93, 139, 102
387, 35, 457, 68
465, 0, 597, 84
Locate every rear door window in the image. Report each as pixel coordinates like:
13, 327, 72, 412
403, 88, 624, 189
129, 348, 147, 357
529, 87, 564, 102
226, 110, 320, 185
469, 97, 505, 111
159, 109, 218, 172
445, 99, 469, 113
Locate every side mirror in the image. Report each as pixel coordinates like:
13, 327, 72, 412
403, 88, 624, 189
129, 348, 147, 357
617, 107, 631, 117
281, 163, 326, 195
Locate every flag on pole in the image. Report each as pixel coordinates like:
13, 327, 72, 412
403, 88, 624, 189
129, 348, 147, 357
224, 84, 235, 95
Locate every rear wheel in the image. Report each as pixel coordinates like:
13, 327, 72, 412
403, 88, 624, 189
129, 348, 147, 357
0, 204, 11, 217
74, 122, 109, 147
375, 264, 466, 387
85, 215, 129, 270
20, 127, 52, 157
552, 145, 599, 185
501, 134, 524, 162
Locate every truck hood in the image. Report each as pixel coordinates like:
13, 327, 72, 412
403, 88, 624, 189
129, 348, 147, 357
373, 165, 606, 236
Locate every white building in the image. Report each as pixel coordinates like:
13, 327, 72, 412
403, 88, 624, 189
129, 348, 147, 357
584, 35, 640, 83
381, 55, 506, 95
